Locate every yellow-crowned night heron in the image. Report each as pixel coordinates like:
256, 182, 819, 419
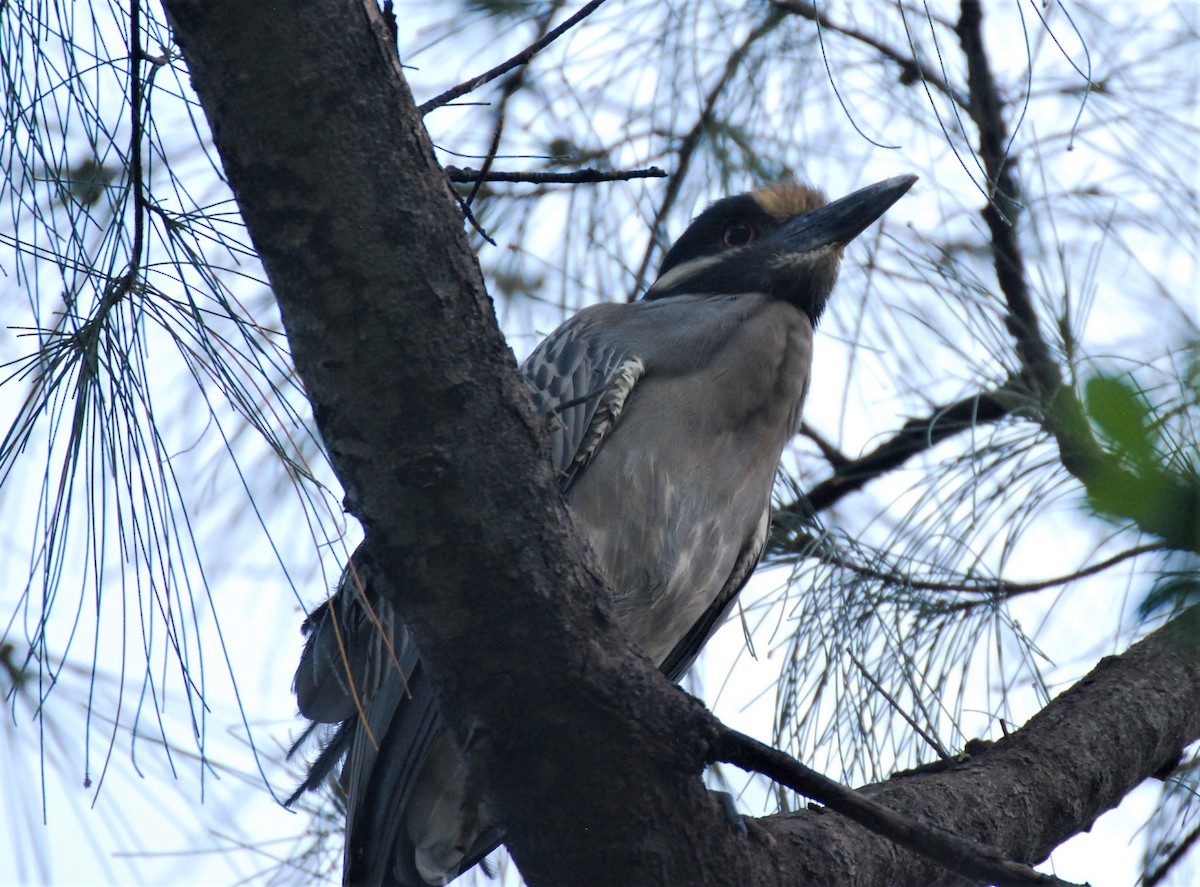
288, 175, 917, 886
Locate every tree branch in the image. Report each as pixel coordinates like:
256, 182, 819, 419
715, 726, 1079, 887
771, 386, 1013, 538
756, 607, 1200, 886
772, 533, 1165, 612
955, 0, 1198, 554
445, 165, 667, 185
419, 0, 609, 114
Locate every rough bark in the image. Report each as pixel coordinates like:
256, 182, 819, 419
159, 1, 1200, 885
758, 607, 1200, 886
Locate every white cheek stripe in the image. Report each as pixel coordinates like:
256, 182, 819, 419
645, 253, 726, 299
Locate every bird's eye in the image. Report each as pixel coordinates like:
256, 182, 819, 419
722, 221, 754, 248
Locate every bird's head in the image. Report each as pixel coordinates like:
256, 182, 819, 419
644, 175, 917, 324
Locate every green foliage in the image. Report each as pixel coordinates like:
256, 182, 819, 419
1082, 368, 1200, 612
1083, 371, 1200, 550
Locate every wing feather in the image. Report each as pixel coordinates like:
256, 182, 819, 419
521, 316, 645, 493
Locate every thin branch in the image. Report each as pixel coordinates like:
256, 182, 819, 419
418, 0, 610, 114
916, 542, 1167, 613
463, 72, 523, 210
445, 165, 667, 185
770, 0, 964, 110
847, 651, 952, 761
128, 0, 147, 287
448, 181, 497, 247
780, 534, 1165, 608
956, 1, 1058, 398
772, 386, 1014, 532
798, 420, 850, 469
1145, 817, 1200, 887
955, 1, 1199, 554
713, 725, 1081, 887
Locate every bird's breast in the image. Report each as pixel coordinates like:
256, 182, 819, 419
566, 295, 813, 665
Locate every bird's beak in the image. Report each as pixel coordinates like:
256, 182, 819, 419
774, 174, 917, 252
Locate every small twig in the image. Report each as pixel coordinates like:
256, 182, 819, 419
419, 0, 609, 114
713, 726, 1083, 887
450, 182, 496, 247
798, 420, 850, 469
773, 386, 1014, 528
127, 0, 148, 287
915, 542, 1167, 613
463, 73, 523, 209
847, 651, 952, 761
1145, 818, 1200, 887
770, 0, 963, 109
773, 529, 1164, 608
445, 165, 667, 185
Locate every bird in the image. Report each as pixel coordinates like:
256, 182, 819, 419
287, 174, 917, 886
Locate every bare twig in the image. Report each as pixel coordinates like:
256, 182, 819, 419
127, 0, 147, 287
1145, 818, 1200, 887
445, 165, 667, 185
713, 725, 1082, 887
771, 0, 963, 109
463, 72, 523, 209
847, 651, 952, 761
450, 182, 497, 247
774, 531, 1165, 608
915, 543, 1167, 613
419, 0, 610, 114
772, 386, 1014, 530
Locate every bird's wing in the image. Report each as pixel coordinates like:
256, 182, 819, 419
292, 556, 415, 726
290, 552, 466, 885
658, 505, 771, 683
521, 310, 645, 494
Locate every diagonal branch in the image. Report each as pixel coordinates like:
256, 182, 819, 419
714, 725, 1078, 887
955, 0, 1198, 553
782, 538, 1167, 614
419, 0, 609, 114
770, 0, 963, 109
771, 386, 1014, 538
751, 606, 1200, 886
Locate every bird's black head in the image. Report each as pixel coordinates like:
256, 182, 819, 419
644, 175, 917, 324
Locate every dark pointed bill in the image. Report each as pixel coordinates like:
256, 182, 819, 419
772, 174, 917, 252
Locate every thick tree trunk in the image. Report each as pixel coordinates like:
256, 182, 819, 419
161, 1, 755, 884
161, 1, 1200, 885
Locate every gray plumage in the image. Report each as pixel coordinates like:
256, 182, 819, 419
288, 175, 916, 886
